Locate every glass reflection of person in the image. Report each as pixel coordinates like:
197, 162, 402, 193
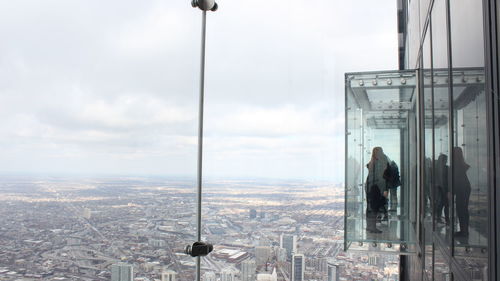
435, 154, 449, 225
424, 157, 433, 216
365, 147, 389, 233
453, 147, 471, 237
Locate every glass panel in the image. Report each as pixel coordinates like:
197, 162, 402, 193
432, 0, 452, 249
345, 70, 417, 254
408, 0, 422, 68
422, 27, 434, 280
450, 0, 489, 279
0, 2, 199, 280
433, 247, 451, 281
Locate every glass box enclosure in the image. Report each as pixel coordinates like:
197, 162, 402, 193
344, 68, 487, 260
345, 70, 417, 254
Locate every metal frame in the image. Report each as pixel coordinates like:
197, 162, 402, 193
401, 0, 495, 280
482, 1, 499, 281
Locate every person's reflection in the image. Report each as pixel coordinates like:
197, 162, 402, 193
424, 157, 432, 217
435, 154, 449, 225
453, 147, 471, 238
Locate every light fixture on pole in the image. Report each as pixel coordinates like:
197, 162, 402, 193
186, 1, 217, 281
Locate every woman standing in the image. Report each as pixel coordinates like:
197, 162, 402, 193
453, 147, 471, 237
366, 147, 389, 233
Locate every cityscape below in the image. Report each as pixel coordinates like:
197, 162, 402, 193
0, 176, 398, 280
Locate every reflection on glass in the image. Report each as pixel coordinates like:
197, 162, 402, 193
451, 69, 488, 279
452, 147, 471, 237
433, 247, 450, 281
433, 73, 451, 245
450, 0, 488, 278
422, 30, 434, 280
434, 154, 449, 225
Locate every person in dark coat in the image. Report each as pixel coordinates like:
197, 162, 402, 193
435, 154, 450, 224
453, 147, 471, 237
365, 147, 389, 233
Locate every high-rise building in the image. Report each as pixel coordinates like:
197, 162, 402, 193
203, 271, 216, 281
82, 208, 91, 219
111, 263, 133, 281
276, 247, 287, 262
241, 259, 256, 281
279, 234, 296, 261
249, 209, 257, 219
255, 246, 271, 266
149, 238, 166, 248
291, 254, 304, 281
327, 262, 338, 281
221, 268, 234, 281
161, 270, 176, 281
368, 256, 378, 266
344, 0, 500, 280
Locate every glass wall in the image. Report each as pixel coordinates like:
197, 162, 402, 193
399, 0, 492, 280
421, 26, 434, 280
345, 70, 417, 254
450, 0, 488, 278
431, 0, 452, 252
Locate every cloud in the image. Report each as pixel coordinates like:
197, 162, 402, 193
206, 103, 343, 137
0, 0, 397, 180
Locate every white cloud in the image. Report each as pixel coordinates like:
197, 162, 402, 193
0, 0, 397, 180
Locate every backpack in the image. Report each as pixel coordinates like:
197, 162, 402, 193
383, 161, 401, 189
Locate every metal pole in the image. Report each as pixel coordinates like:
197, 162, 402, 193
196, 10, 207, 281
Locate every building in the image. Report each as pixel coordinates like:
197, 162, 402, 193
249, 209, 257, 219
149, 239, 166, 248
203, 271, 216, 281
256, 267, 277, 281
82, 208, 91, 219
221, 268, 234, 281
279, 234, 296, 261
344, 0, 500, 280
309, 257, 327, 272
255, 246, 271, 267
161, 270, 176, 281
241, 259, 256, 281
111, 263, 133, 281
276, 248, 287, 262
291, 254, 304, 281
327, 262, 338, 281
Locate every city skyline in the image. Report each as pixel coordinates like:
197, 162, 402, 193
0, 176, 397, 280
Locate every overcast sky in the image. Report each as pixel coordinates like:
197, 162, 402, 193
0, 0, 397, 182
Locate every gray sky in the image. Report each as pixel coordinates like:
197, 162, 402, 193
0, 0, 397, 182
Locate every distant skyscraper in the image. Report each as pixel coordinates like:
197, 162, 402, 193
82, 208, 91, 219
221, 268, 234, 281
280, 234, 296, 261
249, 209, 257, 219
203, 272, 216, 281
111, 263, 133, 281
161, 270, 177, 281
259, 211, 266, 219
291, 254, 304, 281
241, 259, 256, 281
276, 248, 287, 262
327, 262, 339, 281
149, 238, 166, 248
255, 246, 271, 266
